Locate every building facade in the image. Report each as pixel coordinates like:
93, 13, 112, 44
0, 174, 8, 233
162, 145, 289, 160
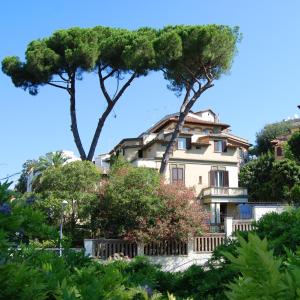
97, 109, 251, 229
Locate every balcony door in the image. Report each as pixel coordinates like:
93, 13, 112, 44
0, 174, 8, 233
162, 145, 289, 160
210, 170, 229, 187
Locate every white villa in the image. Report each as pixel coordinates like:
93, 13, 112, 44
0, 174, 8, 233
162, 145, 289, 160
96, 109, 254, 230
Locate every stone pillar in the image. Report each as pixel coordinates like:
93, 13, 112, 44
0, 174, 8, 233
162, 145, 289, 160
216, 203, 221, 224
210, 203, 216, 223
187, 238, 194, 255
137, 243, 144, 256
84, 239, 94, 257
224, 217, 233, 238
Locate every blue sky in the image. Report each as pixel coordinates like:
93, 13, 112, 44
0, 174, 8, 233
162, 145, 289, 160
1, 0, 300, 182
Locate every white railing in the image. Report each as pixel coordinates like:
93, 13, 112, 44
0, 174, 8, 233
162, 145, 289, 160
193, 234, 226, 253
202, 187, 248, 197
232, 220, 253, 232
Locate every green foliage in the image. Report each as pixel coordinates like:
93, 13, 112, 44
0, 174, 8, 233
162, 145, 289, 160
253, 208, 300, 255
97, 160, 207, 241
290, 184, 300, 204
253, 120, 292, 155
98, 163, 162, 239
15, 152, 68, 193
0, 180, 14, 204
2, 25, 239, 94
288, 131, 300, 162
239, 153, 300, 202
225, 234, 300, 300
271, 159, 300, 201
33, 161, 101, 241
239, 152, 274, 201
155, 25, 240, 93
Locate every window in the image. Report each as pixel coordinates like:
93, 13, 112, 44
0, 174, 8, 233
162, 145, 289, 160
138, 149, 143, 158
198, 176, 202, 184
171, 167, 184, 184
177, 137, 192, 150
178, 138, 187, 150
209, 170, 229, 187
214, 140, 227, 153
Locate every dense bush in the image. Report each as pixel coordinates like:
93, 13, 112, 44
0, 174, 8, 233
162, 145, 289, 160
253, 208, 300, 255
225, 234, 300, 300
97, 160, 208, 242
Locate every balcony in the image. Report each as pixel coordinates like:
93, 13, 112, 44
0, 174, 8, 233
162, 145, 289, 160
201, 187, 248, 203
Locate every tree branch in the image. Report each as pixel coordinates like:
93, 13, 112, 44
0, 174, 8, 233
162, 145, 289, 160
102, 68, 117, 81
202, 64, 214, 82
58, 73, 69, 82
86, 72, 137, 161
112, 72, 136, 103
98, 66, 113, 104
47, 82, 68, 90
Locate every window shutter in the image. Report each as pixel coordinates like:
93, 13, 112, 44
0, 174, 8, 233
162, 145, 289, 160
209, 170, 215, 187
224, 171, 229, 187
214, 141, 218, 152
186, 137, 192, 150
172, 168, 177, 182
178, 168, 183, 182
222, 140, 227, 152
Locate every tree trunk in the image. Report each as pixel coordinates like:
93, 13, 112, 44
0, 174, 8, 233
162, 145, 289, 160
159, 83, 213, 175
86, 72, 136, 161
159, 112, 187, 175
86, 103, 114, 161
69, 76, 87, 160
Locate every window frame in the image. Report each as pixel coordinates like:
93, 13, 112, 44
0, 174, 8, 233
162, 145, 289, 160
171, 167, 185, 184
177, 137, 187, 150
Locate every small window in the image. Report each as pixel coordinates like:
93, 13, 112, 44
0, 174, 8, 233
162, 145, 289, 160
178, 137, 191, 150
178, 138, 187, 150
214, 140, 227, 153
138, 149, 143, 158
198, 176, 202, 184
214, 141, 223, 152
183, 127, 190, 132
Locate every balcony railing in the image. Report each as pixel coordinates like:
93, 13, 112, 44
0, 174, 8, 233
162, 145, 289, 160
202, 187, 248, 198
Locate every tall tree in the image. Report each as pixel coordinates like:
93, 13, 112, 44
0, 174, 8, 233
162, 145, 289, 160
2, 27, 156, 161
154, 25, 241, 174
253, 120, 292, 156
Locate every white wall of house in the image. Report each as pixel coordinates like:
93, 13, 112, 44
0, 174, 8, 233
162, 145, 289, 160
252, 204, 289, 221
148, 253, 212, 272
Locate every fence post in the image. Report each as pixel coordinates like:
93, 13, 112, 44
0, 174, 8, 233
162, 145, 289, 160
187, 238, 194, 255
137, 243, 144, 256
84, 239, 95, 257
224, 217, 233, 238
